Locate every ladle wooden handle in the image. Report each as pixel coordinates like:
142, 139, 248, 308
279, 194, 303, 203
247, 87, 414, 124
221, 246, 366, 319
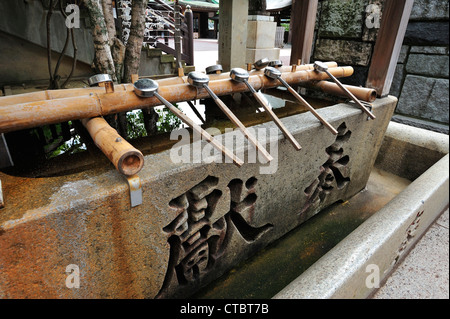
211, 97, 273, 163
154, 92, 244, 167
252, 92, 302, 151
284, 85, 338, 135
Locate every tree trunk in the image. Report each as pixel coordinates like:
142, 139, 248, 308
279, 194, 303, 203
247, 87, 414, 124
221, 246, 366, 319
101, 0, 116, 45
142, 108, 159, 136
123, 0, 148, 83
83, 0, 116, 80
83, 0, 156, 137
111, 37, 126, 83
121, 1, 156, 137
101, 0, 126, 82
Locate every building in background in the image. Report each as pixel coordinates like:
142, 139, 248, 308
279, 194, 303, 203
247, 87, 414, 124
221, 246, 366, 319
178, 0, 219, 39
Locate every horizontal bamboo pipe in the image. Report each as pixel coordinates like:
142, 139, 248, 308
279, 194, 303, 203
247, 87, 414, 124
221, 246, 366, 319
81, 117, 144, 176
303, 80, 378, 103
0, 85, 132, 107
0, 66, 354, 133
249, 62, 338, 75
154, 62, 340, 86
0, 62, 339, 107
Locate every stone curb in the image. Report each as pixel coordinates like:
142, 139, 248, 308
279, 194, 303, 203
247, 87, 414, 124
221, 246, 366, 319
273, 134, 449, 299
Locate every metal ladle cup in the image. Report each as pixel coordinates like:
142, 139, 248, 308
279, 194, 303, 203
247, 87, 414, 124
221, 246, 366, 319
268, 60, 283, 68
254, 58, 270, 70
205, 64, 223, 75
133, 78, 244, 167
88, 74, 114, 93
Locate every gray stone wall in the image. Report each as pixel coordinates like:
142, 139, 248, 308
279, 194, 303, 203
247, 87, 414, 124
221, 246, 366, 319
390, 0, 449, 134
311, 0, 384, 87
309, 0, 448, 133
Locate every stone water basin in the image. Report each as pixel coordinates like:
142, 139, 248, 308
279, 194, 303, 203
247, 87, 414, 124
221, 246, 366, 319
2, 95, 445, 299
194, 122, 449, 299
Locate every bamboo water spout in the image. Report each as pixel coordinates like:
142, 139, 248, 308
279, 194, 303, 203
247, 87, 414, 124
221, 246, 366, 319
0, 62, 346, 107
81, 117, 144, 176
314, 61, 376, 120
304, 81, 378, 103
0, 66, 354, 134
81, 75, 144, 176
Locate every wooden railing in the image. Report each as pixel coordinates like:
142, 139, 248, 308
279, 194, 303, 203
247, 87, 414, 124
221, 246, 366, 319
144, 1, 194, 66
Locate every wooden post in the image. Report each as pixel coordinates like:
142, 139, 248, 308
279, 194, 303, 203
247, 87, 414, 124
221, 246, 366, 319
131, 74, 139, 83
164, 23, 169, 46
184, 5, 194, 66
289, 0, 318, 65
366, 0, 414, 97
174, 0, 183, 70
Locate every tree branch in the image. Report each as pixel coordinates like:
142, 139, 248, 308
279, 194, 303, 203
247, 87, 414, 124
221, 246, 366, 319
61, 25, 78, 88
46, 0, 57, 88
83, 0, 116, 80
101, 0, 116, 46
123, 0, 148, 83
